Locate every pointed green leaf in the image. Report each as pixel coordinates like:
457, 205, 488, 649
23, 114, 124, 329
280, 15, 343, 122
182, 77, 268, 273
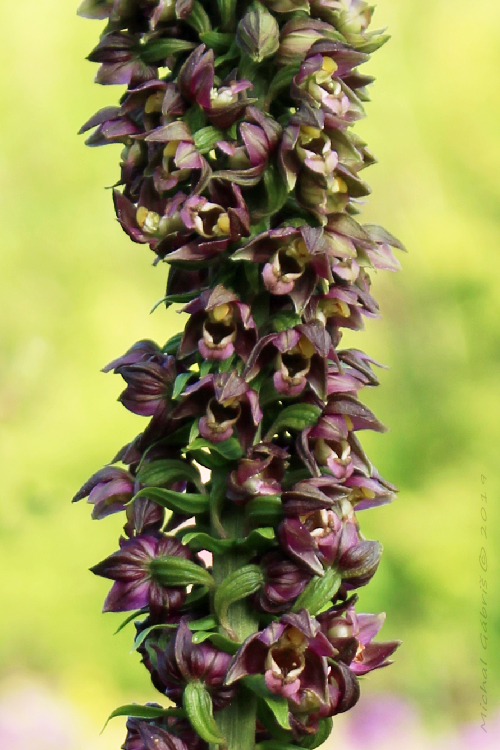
140, 39, 197, 64
214, 565, 264, 633
149, 556, 215, 590
186, 1, 212, 34
113, 608, 148, 635
244, 675, 291, 730
292, 568, 341, 616
235, 527, 276, 553
182, 531, 235, 555
134, 487, 209, 515
173, 372, 194, 400
265, 404, 322, 440
199, 31, 234, 53
163, 332, 183, 354
194, 126, 225, 154
187, 437, 243, 461
299, 718, 333, 748
137, 459, 205, 492
246, 496, 283, 527
183, 681, 225, 744
101, 703, 185, 733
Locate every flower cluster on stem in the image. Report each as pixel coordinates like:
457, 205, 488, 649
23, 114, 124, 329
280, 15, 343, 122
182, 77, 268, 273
75, 1, 402, 749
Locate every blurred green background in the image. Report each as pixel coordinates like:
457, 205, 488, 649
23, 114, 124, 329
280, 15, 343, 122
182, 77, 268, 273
0, 0, 499, 747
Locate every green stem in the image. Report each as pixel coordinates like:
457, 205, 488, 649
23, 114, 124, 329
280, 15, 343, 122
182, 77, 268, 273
210, 471, 259, 750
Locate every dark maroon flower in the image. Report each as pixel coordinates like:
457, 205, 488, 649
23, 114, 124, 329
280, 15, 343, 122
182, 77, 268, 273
73, 465, 134, 519
91, 534, 193, 613
87, 32, 157, 86
257, 550, 312, 613
318, 603, 401, 675
217, 106, 281, 175
172, 371, 262, 451
156, 620, 236, 710
244, 321, 332, 401
226, 609, 334, 715
124, 496, 165, 537
177, 45, 214, 109
122, 716, 190, 750
227, 443, 289, 504
178, 284, 257, 363
103, 340, 177, 417
205, 75, 255, 129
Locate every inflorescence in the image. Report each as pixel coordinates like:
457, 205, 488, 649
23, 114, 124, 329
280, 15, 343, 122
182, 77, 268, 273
74, 2, 403, 749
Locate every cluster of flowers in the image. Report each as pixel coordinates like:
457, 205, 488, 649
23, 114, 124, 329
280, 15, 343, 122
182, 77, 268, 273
75, 1, 402, 749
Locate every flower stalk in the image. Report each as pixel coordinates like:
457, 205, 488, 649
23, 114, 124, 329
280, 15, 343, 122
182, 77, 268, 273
75, 1, 402, 749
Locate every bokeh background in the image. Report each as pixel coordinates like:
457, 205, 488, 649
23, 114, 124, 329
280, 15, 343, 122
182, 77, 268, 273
1, 0, 499, 748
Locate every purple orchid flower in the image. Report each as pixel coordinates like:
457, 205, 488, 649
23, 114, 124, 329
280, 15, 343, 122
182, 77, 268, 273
226, 610, 335, 713
87, 32, 157, 86
257, 551, 312, 613
91, 534, 193, 613
318, 602, 401, 675
178, 284, 257, 363
205, 75, 255, 129
227, 443, 289, 504
72, 465, 134, 519
155, 620, 236, 710
277, 18, 341, 66
172, 371, 262, 451
177, 45, 215, 109
244, 321, 332, 401
103, 339, 177, 417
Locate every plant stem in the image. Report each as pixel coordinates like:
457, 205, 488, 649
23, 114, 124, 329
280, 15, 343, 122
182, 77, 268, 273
211, 472, 259, 750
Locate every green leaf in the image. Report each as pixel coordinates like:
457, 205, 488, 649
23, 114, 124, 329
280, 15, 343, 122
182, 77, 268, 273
271, 310, 302, 333
298, 718, 333, 748
199, 31, 234, 53
157, 422, 193, 447
113, 608, 148, 635
194, 126, 225, 154
161, 290, 199, 306
187, 437, 243, 461
189, 615, 218, 631
133, 623, 174, 652
101, 704, 184, 733
141, 39, 197, 64
188, 449, 227, 471
137, 459, 204, 492
216, 0, 237, 32
173, 372, 194, 400
264, 63, 301, 108
163, 332, 183, 354
135, 615, 217, 652
251, 164, 290, 221
244, 676, 291, 730
186, 1, 212, 34
183, 104, 208, 133
292, 568, 341, 616
205, 632, 241, 654
265, 404, 322, 440
133, 487, 209, 515
149, 556, 215, 590
183, 682, 225, 744
235, 527, 276, 553
246, 496, 283, 527
214, 565, 264, 633
257, 743, 301, 750
182, 531, 235, 555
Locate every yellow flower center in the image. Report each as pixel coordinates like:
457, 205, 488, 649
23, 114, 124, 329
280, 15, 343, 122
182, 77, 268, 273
211, 303, 232, 323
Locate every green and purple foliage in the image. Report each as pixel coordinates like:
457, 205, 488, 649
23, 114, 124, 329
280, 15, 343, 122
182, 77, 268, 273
74, 1, 403, 748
